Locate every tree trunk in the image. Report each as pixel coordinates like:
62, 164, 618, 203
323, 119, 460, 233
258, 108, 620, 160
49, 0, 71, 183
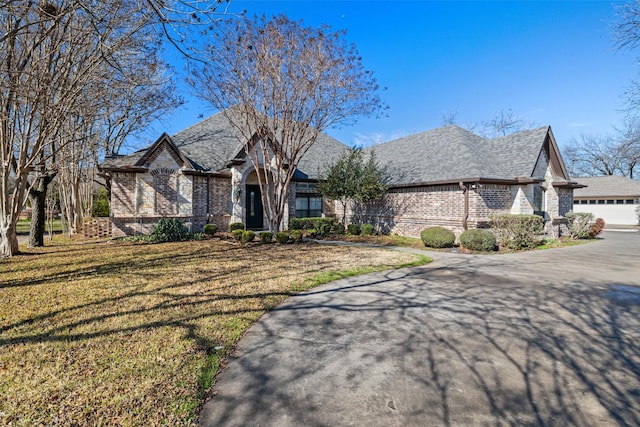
28, 175, 53, 247
0, 221, 19, 258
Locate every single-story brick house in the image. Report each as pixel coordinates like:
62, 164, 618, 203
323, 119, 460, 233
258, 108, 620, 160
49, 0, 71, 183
99, 111, 583, 237
572, 176, 640, 226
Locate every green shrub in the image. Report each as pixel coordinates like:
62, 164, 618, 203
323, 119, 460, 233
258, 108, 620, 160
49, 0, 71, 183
259, 232, 273, 243
590, 217, 605, 238
288, 217, 343, 236
190, 232, 203, 241
361, 223, 374, 236
275, 231, 290, 244
92, 199, 110, 217
92, 188, 110, 217
291, 230, 303, 242
460, 229, 496, 252
490, 214, 544, 250
203, 224, 218, 235
229, 222, 245, 232
241, 230, 255, 243
566, 212, 594, 239
331, 222, 345, 235
420, 227, 455, 248
289, 218, 308, 230
232, 229, 244, 241
150, 218, 190, 242
347, 224, 360, 235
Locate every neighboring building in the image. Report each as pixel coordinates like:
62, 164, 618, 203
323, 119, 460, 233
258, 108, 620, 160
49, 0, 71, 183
573, 176, 640, 226
99, 111, 582, 237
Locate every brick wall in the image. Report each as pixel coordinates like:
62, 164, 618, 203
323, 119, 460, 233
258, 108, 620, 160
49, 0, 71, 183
207, 177, 232, 231
83, 217, 112, 238
339, 184, 517, 238
110, 173, 136, 215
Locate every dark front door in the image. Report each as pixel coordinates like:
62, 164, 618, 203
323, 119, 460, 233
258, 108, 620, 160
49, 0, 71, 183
245, 185, 264, 229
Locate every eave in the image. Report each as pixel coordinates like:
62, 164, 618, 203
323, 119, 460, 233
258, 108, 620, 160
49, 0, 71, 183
387, 176, 543, 190
182, 169, 232, 178
552, 180, 587, 189
98, 166, 148, 173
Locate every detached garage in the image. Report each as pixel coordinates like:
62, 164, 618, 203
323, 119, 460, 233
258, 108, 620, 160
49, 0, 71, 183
573, 176, 640, 226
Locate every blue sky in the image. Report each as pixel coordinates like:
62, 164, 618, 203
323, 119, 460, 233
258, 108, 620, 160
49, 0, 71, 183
149, 1, 638, 151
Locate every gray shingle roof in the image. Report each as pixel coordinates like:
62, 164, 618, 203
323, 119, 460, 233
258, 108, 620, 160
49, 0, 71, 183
101, 111, 555, 186
171, 112, 245, 171
100, 111, 349, 179
368, 125, 551, 185
573, 176, 640, 198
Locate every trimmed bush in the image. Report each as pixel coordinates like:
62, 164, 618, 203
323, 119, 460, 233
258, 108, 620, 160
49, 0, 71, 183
361, 223, 374, 236
291, 230, 304, 242
420, 227, 455, 248
203, 224, 218, 235
241, 230, 255, 243
590, 217, 605, 238
347, 224, 360, 235
232, 229, 244, 241
490, 214, 544, 250
460, 229, 496, 252
305, 229, 318, 239
275, 231, 290, 244
332, 222, 345, 235
288, 217, 343, 236
566, 212, 594, 239
150, 218, 190, 242
260, 232, 273, 243
228, 222, 245, 232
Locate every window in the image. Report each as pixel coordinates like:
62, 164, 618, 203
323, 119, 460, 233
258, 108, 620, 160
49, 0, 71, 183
616, 200, 625, 205
606, 200, 615, 204
296, 195, 322, 218
533, 186, 545, 213
597, 200, 605, 205
589, 200, 596, 205
626, 199, 636, 205
296, 182, 318, 192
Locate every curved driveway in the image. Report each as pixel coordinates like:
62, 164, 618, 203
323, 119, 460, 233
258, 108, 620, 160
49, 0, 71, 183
200, 232, 640, 426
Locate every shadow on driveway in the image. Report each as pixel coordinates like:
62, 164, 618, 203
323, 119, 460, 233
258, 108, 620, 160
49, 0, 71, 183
201, 231, 640, 426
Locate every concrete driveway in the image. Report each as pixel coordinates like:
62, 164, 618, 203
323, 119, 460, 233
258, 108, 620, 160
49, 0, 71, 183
200, 231, 640, 426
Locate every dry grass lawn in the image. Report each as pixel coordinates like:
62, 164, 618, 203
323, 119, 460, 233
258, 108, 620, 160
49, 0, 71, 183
0, 238, 426, 426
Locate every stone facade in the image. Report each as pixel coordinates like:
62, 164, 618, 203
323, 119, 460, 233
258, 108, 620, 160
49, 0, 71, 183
110, 145, 235, 237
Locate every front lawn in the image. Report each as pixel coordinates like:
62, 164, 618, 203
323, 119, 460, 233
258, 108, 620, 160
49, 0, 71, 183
16, 218, 63, 234
0, 238, 427, 426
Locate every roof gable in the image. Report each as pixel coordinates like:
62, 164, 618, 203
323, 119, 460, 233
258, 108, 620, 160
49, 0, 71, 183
134, 133, 194, 169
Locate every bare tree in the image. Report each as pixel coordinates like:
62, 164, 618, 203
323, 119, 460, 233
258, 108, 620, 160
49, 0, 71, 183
614, 115, 640, 178
188, 15, 385, 232
440, 110, 459, 126
482, 108, 527, 137
1, 1, 225, 256
562, 133, 622, 177
614, 1, 640, 51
